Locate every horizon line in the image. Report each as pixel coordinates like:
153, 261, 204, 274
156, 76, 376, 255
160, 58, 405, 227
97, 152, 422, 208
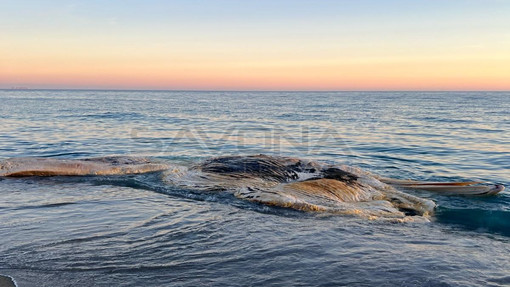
1, 88, 509, 93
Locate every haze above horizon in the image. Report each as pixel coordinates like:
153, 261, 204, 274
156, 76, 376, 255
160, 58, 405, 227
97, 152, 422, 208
1, 0, 510, 91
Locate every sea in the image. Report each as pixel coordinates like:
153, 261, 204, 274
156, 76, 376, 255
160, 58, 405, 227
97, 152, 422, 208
0, 90, 509, 286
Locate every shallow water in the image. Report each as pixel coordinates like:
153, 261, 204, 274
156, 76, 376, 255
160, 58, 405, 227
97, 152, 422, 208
0, 90, 509, 286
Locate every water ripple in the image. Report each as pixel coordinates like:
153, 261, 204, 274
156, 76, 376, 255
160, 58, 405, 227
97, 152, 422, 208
0, 91, 509, 286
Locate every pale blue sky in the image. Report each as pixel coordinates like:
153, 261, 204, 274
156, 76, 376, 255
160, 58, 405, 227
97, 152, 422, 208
1, 0, 509, 90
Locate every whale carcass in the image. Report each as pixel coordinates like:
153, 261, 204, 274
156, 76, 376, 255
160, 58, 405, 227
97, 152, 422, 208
0, 154, 504, 222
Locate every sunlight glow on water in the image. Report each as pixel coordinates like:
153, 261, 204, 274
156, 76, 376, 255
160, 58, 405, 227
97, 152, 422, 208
0, 91, 509, 286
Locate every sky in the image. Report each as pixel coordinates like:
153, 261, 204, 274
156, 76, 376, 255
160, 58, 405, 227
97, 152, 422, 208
1, 0, 510, 91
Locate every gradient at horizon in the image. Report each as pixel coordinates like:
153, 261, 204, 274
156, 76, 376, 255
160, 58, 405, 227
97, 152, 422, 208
1, 0, 510, 91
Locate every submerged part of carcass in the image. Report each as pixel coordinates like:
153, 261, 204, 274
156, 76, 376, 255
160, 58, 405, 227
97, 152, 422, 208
0, 156, 169, 177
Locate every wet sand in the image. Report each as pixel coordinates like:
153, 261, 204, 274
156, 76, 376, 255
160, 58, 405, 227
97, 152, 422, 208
0, 275, 16, 287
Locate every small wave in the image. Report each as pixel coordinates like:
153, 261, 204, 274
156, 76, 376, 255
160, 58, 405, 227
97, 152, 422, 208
413, 116, 479, 124
435, 207, 510, 236
2, 201, 77, 211
58, 111, 144, 120
488, 276, 510, 285
41, 152, 95, 158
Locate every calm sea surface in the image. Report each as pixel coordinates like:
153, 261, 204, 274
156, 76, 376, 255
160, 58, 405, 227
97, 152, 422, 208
0, 90, 509, 286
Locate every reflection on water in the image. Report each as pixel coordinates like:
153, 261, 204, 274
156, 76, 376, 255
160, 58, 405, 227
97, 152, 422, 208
1, 91, 508, 180
0, 90, 509, 286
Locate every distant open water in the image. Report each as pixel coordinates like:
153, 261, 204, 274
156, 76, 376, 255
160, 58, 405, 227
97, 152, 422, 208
0, 90, 509, 286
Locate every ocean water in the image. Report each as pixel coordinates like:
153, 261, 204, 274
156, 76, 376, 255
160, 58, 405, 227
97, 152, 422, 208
0, 90, 509, 286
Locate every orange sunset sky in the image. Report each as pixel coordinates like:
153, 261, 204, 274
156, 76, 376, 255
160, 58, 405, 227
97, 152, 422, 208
1, 0, 510, 91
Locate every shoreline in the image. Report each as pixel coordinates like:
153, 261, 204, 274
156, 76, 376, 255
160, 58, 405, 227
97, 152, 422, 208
0, 275, 17, 287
